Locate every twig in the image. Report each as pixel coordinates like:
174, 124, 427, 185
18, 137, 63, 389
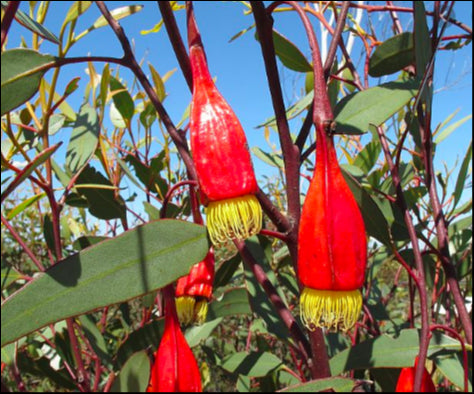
1, 1, 20, 48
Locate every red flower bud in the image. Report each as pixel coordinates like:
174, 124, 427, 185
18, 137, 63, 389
175, 250, 215, 325
395, 357, 436, 392
297, 126, 367, 331
188, 14, 262, 245
147, 294, 202, 392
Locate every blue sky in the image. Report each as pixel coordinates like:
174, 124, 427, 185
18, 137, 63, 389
4, 1, 472, 204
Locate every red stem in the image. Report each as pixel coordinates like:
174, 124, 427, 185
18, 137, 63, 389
1, 1, 20, 48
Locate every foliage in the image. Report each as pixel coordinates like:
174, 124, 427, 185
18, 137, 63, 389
1, 1, 472, 392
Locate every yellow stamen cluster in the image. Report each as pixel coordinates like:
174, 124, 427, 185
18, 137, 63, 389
175, 296, 209, 326
206, 194, 262, 245
300, 288, 362, 332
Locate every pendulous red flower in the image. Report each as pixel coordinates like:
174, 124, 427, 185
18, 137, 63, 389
147, 291, 202, 392
297, 125, 367, 331
175, 250, 215, 325
188, 6, 262, 245
395, 357, 436, 392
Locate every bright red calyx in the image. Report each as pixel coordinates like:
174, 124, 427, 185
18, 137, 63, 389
189, 44, 258, 203
395, 357, 436, 392
297, 125, 367, 331
298, 126, 367, 291
147, 295, 202, 392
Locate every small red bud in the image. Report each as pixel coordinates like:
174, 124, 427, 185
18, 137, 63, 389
175, 250, 215, 325
395, 357, 436, 392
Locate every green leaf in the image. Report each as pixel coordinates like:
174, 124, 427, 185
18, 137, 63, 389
251, 147, 284, 168
213, 253, 242, 288
243, 236, 291, 340
453, 142, 472, 207
149, 63, 166, 102
1, 49, 56, 115
75, 165, 126, 220
109, 76, 134, 122
0, 1, 60, 44
353, 138, 382, 174
271, 30, 313, 72
110, 351, 150, 393
414, 1, 433, 110
6, 192, 45, 220
66, 102, 100, 173
280, 377, 356, 392
78, 315, 112, 367
220, 351, 282, 377
334, 80, 419, 135
435, 114, 472, 144
435, 353, 472, 391
256, 90, 313, 129
1, 266, 23, 290
1, 220, 209, 346
185, 318, 223, 348
90, 5, 143, 29
116, 319, 165, 368
342, 168, 392, 247
1, 144, 61, 204
369, 32, 414, 77
330, 328, 465, 375
207, 288, 252, 320
63, 1, 92, 26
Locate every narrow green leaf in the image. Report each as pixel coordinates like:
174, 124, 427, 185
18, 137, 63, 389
185, 318, 223, 348
78, 315, 112, 367
369, 32, 414, 77
207, 288, 252, 320
115, 320, 164, 368
1, 144, 61, 204
109, 76, 134, 122
221, 351, 282, 377
243, 237, 291, 340
435, 114, 472, 144
280, 377, 356, 392
148, 63, 166, 102
330, 329, 465, 375
334, 80, 419, 135
110, 351, 150, 393
435, 353, 472, 391
256, 90, 313, 129
1, 49, 56, 115
453, 142, 472, 207
270, 30, 313, 72
0, 1, 59, 44
1, 220, 209, 346
342, 168, 392, 247
251, 147, 284, 168
353, 139, 382, 174
91, 5, 143, 29
213, 253, 242, 288
1, 267, 24, 290
6, 192, 45, 220
75, 165, 126, 220
63, 1, 92, 26
66, 102, 100, 173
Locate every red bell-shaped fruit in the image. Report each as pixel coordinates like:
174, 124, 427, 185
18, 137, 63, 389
188, 4, 262, 245
298, 125, 367, 331
175, 250, 215, 325
147, 292, 202, 392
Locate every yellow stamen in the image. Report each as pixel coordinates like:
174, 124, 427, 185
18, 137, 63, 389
300, 288, 362, 332
206, 195, 262, 245
175, 296, 196, 326
194, 300, 209, 325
